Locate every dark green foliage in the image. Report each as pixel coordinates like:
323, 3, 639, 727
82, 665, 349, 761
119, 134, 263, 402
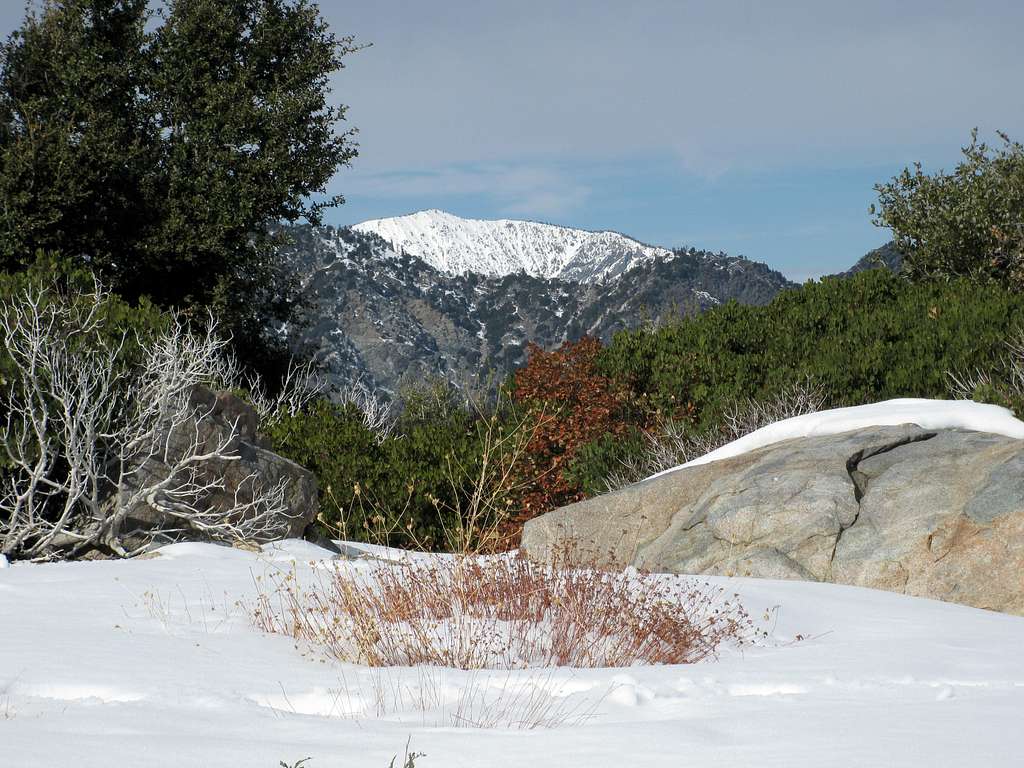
0, 0, 359, 375
263, 398, 383, 535
562, 428, 645, 498
547, 271, 1024, 501
0, 253, 166, 376
597, 269, 1024, 429
265, 386, 504, 550
872, 130, 1024, 288
0, 0, 153, 275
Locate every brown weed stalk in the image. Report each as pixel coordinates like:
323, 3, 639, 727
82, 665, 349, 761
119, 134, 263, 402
253, 553, 753, 669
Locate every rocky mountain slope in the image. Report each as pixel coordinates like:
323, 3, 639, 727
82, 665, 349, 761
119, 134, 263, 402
834, 241, 904, 277
283, 215, 795, 395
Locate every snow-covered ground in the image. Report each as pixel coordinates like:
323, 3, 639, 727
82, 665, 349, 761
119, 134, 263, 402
2, 540, 1023, 767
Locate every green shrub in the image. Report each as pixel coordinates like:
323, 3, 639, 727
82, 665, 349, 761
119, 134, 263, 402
263, 398, 387, 538
872, 129, 1024, 289
265, 383, 526, 551
539, 270, 1024, 497
597, 269, 1024, 428
562, 428, 646, 497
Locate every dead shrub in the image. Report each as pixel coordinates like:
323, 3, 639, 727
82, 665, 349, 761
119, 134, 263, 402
253, 552, 753, 670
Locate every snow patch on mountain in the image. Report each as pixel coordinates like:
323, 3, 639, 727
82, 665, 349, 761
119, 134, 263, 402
351, 209, 673, 282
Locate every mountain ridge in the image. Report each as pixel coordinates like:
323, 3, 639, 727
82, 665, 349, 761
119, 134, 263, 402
283, 221, 796, 395
350, 209, 677, 283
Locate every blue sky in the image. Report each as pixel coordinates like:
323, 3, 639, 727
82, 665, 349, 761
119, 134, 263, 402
3, 1, 1023, 280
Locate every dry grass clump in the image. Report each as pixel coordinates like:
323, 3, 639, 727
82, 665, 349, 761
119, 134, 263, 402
947, 325, 1024, 403
253, 553, 753, 669
342, 666, 608, 729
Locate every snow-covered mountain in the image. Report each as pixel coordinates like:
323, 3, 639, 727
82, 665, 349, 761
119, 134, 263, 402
279, 214, 899, 396
351, 209, 674, 282
281, 225, 795, 395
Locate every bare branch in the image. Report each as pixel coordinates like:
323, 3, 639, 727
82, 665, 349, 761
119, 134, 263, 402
229, 357, 327, 428
334, 378, 395, 443
0, 279, 299, 560
947, 325, 1024, 401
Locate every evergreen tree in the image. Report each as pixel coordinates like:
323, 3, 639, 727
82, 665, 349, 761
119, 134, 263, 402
0, 0, 360, 374
872, 130, 1024, 289
0, 0, 154, 273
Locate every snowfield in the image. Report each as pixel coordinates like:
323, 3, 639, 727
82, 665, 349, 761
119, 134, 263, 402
352, 209, 673, 282
2, 540, 1024, 768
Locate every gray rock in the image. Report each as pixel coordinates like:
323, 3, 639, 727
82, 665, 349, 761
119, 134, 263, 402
120, 387, 318, 547
521, 425, 1024, 615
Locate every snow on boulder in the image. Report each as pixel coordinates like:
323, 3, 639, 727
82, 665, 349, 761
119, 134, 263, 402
522, 399, 1024, 615
654, 398, 1024, 478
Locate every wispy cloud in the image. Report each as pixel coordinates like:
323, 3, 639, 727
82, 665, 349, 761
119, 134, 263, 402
0, 1, 1004, 276
341, 163, 592, 220
319, 0, 1024, 180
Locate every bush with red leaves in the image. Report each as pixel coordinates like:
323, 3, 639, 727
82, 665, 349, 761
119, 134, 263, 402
510, 337, 635, 524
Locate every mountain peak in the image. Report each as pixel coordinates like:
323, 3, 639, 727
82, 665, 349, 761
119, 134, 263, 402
350, 209, 673, 282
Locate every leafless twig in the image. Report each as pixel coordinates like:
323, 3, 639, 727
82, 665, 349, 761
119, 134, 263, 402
0, 279, 295, 560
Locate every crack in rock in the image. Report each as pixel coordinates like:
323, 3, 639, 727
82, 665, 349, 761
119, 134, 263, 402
830, 431, 939, 567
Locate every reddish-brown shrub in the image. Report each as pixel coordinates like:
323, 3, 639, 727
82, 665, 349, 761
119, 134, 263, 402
252, 553, 753, 670
510, 338, 636, 523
